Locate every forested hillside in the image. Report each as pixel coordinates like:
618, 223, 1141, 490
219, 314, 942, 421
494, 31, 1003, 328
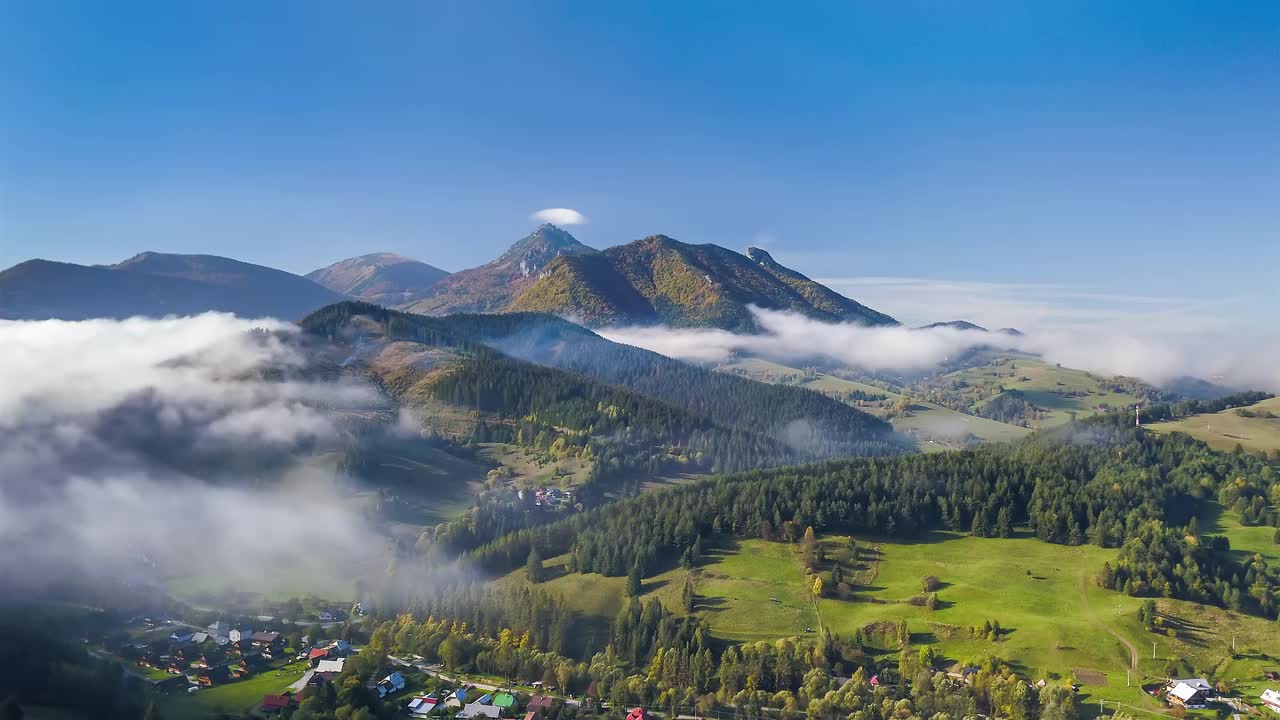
468, 419, 1280, 618
429, 311, 901, 458
302, 302, 904, 484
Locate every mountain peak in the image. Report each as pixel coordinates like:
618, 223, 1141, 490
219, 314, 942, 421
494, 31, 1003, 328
745, 247, 777, 266
402, 226, 597, 316
499, 225, 595, 275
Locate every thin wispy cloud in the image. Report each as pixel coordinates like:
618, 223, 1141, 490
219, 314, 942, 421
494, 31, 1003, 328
531, 207, 588, 226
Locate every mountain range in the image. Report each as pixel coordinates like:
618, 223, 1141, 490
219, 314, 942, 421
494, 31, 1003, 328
0, 225, 900, 329
306, 253, 449, 306
0, 252, 341, 321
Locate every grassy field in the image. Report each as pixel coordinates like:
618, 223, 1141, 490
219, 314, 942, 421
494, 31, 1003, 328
479, 442, 593, 489
499, 525, 1280, 712
720, 358, 1031, 450
1148, 396, 1280, 454
931, 355, 1148, 429
155, 661, 309, 720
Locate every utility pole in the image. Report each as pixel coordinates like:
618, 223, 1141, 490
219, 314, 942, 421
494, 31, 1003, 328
1153, 641, 1157, 659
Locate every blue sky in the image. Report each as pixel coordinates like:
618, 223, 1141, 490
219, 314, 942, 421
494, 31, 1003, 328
2, 1, 1277, 323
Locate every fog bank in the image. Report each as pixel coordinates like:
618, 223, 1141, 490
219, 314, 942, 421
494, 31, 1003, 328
0, 314, 388, 600
598, 306, 1280, 391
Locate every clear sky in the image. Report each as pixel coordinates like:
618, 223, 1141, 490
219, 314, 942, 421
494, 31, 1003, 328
2, 1, 1277, 319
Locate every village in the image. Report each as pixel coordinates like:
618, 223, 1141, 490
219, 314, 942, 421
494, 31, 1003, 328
88, 608, 631, 719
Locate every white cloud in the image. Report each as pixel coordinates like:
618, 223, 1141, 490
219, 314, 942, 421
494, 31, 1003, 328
599, 305, 1280, 391
531, 207, 588, 226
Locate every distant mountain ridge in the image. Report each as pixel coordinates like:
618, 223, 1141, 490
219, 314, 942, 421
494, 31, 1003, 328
507, 234, 897, 330
403, 224, 597, 316
306, 252, 450, 305
0, 253, 340, 321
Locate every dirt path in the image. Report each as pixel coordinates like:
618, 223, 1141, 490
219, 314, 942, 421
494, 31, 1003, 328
1077, 568, 1140, 671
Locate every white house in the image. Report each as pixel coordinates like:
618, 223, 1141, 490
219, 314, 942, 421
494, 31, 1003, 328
1260, 689, 1280, 715
316, 658, 346, 674
408, 695, 440, 718
1167, 679, 1213, 709
228, 626, 253, 643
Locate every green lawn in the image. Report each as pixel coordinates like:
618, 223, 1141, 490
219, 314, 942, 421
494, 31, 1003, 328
1148, 396, 1280, 454
502, 527, 1280, 713
155, 661, 309, 720
479, 442, 594, 489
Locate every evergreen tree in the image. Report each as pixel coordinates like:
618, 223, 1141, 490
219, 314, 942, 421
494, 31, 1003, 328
682, 578, 696, 612
627, 561, 644, 597
526, 548, 544, 583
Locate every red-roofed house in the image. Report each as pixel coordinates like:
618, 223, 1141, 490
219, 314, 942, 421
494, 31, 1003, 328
261, 694, 293, 712
626, 708, 651, 720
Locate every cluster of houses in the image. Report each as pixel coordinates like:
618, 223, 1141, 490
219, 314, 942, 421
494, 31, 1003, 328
405, 686, 562, 720
127, 621, 286, 689
517, 486, 573, 508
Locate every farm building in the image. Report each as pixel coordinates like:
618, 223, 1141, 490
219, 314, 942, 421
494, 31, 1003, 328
1166, 679, 1213, 709
1261, 689, 1280, 715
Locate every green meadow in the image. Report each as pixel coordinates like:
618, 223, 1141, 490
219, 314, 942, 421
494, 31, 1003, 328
1148, 396, 1280, 454
499, 517, 1280, 712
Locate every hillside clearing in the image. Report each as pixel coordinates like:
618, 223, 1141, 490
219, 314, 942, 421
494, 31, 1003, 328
1148, 396, 1280, 454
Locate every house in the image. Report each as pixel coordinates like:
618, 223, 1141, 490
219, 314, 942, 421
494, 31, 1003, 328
198, 666, 231, 687
457, 702, 502, 719
251, 631, 282, 646
307, 647, 331, 664
169, 628, 195, 643
207, 621, 230, 636
1167, 679, 1214, 709
408, 695, 440, 718
326, 639, 353, 656
261, 693, 293, 712
524, 713, 543, 720
477, 693, 494, 705
626, 708, 651, 720
228, 626, 254, 643
316, 658, 346, 674
309, 671, 342, 687
376, 672, 406, 698
1261, 689, 1280, 715
527, 696, 554, 713
493, 693, 516, 709
190, 632, 209, 645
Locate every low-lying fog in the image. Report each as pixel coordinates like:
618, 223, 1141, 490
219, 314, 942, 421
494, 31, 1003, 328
0, 314, 388, 602
599, 306, 1280, 392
